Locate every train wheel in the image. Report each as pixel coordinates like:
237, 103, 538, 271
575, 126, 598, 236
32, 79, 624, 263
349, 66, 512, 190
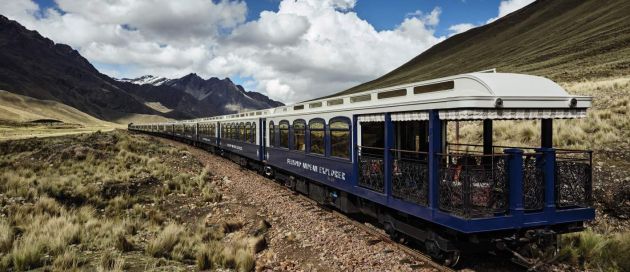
443, 250, 461, 267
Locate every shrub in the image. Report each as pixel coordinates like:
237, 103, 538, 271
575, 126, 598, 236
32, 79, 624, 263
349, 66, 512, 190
235, 249, 255, 272
53, 248, 81, 270
146, 224, 184, 258
98, 251, 125, 272
0, 219, 13, 253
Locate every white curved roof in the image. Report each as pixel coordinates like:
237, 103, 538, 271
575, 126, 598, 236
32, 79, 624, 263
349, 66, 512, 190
134, 72, 592, 125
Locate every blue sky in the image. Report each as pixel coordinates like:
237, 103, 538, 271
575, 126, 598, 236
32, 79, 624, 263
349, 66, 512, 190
13, 0, 530, 102
33, 0, 502, 38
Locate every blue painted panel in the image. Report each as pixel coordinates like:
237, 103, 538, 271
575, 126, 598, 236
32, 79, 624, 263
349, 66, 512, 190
220, 139, 259, 160
198, 136, 218, 146
267, 147, 353, 184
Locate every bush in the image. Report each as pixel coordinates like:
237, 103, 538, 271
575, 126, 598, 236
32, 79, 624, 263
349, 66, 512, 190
0, 220, 13, 253
559, 230, 630, 271
146, 224, 184, 258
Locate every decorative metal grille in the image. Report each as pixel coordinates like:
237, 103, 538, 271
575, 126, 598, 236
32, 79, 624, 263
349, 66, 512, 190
392, 151, 429, 206
358, 147, 385, 193
556, 151, 592, 208
523, 154, 545, 211
438, 153, 508, 218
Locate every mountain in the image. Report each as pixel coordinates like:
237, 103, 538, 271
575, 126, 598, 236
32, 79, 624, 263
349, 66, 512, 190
0, 15, 165, 121
334, 0, 630, 97
0, 14, 283, 123
117, 75, 170, 86
116, 73, 284, 117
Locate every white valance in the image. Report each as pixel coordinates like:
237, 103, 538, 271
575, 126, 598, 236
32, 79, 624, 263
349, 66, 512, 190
391, 111, 429, 121
439, 108, 587, 120
358, 114, 385, 122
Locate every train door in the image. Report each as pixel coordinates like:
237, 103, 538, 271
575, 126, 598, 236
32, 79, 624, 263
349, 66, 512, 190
357, 114, 385, 193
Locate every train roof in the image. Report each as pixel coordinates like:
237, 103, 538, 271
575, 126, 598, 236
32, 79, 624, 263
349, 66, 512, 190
135, 72, 592, 126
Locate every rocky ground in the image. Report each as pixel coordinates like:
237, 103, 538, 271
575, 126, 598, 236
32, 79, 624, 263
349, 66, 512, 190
160, 137, 440, 272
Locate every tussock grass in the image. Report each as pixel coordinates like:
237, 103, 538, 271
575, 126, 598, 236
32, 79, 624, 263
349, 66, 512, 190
0, 131, 251, 271
559, 230, 630, 271
146, 224, 184, 258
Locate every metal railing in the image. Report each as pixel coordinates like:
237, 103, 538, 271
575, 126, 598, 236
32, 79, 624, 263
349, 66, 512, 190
391, 149, 429, 206
522, 152, 545, 211
555, 150, 593, 208
358, 146, 385, 193
437, 153, 509, 218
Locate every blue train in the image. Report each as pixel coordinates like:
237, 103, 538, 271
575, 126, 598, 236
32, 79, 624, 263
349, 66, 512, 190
129, 72, 594, 267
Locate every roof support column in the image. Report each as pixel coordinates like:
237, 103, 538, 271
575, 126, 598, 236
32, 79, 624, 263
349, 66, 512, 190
428, 110, 442, 215
483, 119, 493, 155
541, 119, 553, 148
384, 113, 393, 199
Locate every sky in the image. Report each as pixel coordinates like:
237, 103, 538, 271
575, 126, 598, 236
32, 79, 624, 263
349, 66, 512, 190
1, 0, 534, 103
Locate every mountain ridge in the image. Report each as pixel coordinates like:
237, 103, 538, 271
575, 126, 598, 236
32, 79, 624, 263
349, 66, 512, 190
0, 14, 283, 123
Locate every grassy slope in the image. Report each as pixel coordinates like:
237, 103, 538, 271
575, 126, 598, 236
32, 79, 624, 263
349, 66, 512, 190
0, 90, 114, 126
335, 0, 630, 96
0, 130, 263, 271
0, 90, 173, 140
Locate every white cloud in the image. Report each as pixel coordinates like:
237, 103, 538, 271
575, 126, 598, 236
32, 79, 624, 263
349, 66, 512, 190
487, 0, 534, 23
448, 23, 476, 35
1, 0, 445, 104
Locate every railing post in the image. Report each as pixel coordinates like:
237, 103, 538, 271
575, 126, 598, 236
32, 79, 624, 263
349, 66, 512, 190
537, 148, 556, 219
504, 149, 524, 224
384, 113, 393, 197
428, 110, 442, 214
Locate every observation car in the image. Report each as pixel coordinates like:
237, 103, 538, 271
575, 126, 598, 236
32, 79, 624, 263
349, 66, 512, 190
129, 72, 594, 267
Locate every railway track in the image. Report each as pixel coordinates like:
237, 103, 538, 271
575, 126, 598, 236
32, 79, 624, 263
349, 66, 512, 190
261, 177, 457, 272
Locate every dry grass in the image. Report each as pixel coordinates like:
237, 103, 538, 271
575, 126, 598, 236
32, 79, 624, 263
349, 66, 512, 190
558, 230, 630, 271
0, 130, 262, 271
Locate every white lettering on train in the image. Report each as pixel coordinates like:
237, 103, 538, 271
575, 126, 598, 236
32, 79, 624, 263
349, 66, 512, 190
286, 159, 346, 181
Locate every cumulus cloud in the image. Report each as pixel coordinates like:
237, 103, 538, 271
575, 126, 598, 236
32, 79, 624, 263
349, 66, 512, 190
448, 23, 476, 36
487, 0, 535, 23
1, 0, 445, 104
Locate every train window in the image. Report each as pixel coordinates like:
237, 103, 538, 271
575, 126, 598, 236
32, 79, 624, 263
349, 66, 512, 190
279, 120, 290, 148
251, 123, 256, 143
221, 124, 226, 139
327, 99, 343, 106
293, 120, 306, 151
330, 118, 350, 159
350, 94, 371, 103
413, 81, 454, 94
245, 122, 252, 143
309, 119, 325, 155
293, 105, 304, 110
269, 121, 275, 147
378, 89, 406, 99
229, 123, 234, 139
361, 122, 384, 156
239, 123, 246, 141
309, 102, 322, 108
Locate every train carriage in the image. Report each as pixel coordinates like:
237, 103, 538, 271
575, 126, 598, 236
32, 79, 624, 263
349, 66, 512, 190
129, 72, 594, 267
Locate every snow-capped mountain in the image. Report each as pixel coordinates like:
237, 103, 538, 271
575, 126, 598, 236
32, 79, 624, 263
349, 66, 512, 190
116, 75, 170, 86
117, 73, 284, 117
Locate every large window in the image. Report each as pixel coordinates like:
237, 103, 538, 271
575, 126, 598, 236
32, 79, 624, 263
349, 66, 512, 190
269, 121, 275, 147
361, 122, 384, 156
251, 123, 256, 143
279, 120, 290, 148
239, 122, 245, 141
330, 118, 350, 159
309, 119, 325, 155
293, 120, 306, 151
245, 122, 252, 143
